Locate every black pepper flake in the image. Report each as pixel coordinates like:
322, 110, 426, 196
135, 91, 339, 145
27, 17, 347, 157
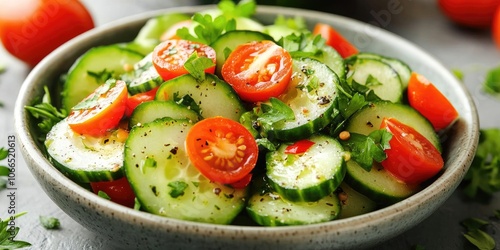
366, 121, 374, 128
170, 147, 178, 155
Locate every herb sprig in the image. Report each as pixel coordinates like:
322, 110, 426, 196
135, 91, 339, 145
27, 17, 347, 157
0, 212, 31, 249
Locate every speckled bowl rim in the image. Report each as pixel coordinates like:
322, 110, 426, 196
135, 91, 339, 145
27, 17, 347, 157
15, 5, 479, 249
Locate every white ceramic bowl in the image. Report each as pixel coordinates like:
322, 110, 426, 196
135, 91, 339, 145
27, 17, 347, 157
15, 5, 479, 250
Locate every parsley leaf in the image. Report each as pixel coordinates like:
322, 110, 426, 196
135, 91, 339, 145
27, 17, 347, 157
273, 15, 307, 31
256, 97, 295, 128
0, 148, 8, 191
0, 212, 31, 249
24, 86, 68, 140
340, 130, 392, 171
0, 62, 5, 74
39, 216, 60, 230
87, 69, 115, 84
462, 128, 500, 200
461, 217, 496, 250
184, 52, 215, 82
217, 0, 256, 18
177, 13, 235, 45
97, 190, 111, 200
483, 66, 500, 96
173, 92, 201, 115
168, 181, 188, 198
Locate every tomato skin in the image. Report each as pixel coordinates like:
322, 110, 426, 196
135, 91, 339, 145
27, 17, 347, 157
380, 118, 444, 185
284, 139, 315, 155
407, 72, 458, 131
438, 0, 500, 28
67, 80, 128, 136
185, 116, 259, 184
221, 40, 293, 102
494, 5, 500, 48
90, 177, 136, 208
312, 23, 358, 58
152, 39, 216, 81
0, 0, 94, 67
125, 87, 158, 117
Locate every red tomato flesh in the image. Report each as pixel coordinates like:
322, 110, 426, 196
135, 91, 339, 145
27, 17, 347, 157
221, 40, 293, 102
407, 72, 459, 131
125, 87, 158, 117
380, 117, 444, 185
185, 117, 259, 184
0, 0, 94, 67
67, 80, 128, 136
90, 177, 136, 208
312, 23, 358, 58
152, 39, 216, 81
284, 139, 315, 155
494, 5, 500, 49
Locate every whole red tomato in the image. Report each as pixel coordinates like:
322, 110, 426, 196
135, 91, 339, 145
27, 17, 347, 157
0, 0, 94, 67
438, 0, 500, 28
494, 5, 500, 48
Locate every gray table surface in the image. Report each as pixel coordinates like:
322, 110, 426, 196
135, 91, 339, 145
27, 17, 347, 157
1, 0, 499, 249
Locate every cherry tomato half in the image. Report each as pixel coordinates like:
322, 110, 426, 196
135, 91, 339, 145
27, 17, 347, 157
90, 177, 136, 208
67, 80, 128, 136
125, 87, 158, 117
380, 117, 444, 185
152, 39, 216, 81
312, 23, 358, 58
407, 72, 458, 131
0, 0, 94, 67
221, 40, 293, 102
185, 116, 259, 184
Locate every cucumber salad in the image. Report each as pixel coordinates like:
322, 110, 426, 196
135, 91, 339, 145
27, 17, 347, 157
28, 0, 459, 226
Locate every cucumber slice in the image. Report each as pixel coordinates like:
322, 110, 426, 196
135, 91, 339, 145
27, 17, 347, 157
62, 45, 143, 111
129, 100, 200, 128
345, 56, 403, 103
130, 13, 190, 55
355, 52, 411, 88
155, 74, 246, 121
266, 134, 346, 202
45, 118, 124, 183
307, 45, 346, 81
246, 176, 341, 226
336, 182, 377, 219
263, 25, 300, 41
345, 101, 441, 152
345, 161, 420, 204
210, 30, 273, 76
121, 53, 163, 95
124, 118, 247, 224
264, 57, 340, 141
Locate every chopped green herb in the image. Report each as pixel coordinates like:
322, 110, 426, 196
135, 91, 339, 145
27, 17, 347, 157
365, 74, 383, 87
24, 86, 68, 140
273, 14, 307, 31
87, 69, 115, 84
97, 190, 111, 200
256, 97, 295, 128
168, 181, 188, 198
217, 0, 256, 18
184, 52, 215, 82
463, 229, 495, 250
256, 138, 277, 151
462, 128, 500, 200
39, 215, 61, 230
0, 62, 5, 73
0, 212, 31, 249
176, 13, 236, 45
452, 68, 464, 81
461, 217, 489, 230
72, 79, 117, 111
483, 66, 500, 96
140, 157, 157, 174
340, 130, 392, 171
173, 92, 201, 115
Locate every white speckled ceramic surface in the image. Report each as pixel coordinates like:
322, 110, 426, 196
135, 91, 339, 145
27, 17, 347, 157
14, 5, 479, 250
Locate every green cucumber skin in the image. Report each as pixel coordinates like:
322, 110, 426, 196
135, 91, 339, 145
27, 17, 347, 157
344, 161, 421, 205
345, 56, 403, 103
129, 100, 201, 128
210, 30, 274, 77
345, 101, 442, 152
123, 53, 163, 95
124, 118, 248, 224
336, 182, 377, 219
353, 52, 411, 88
265, 57, 340, 142
45, 118, 124, 183
266, 135, 346, 202
155, 73, 246, 121
62, 45, 143, 111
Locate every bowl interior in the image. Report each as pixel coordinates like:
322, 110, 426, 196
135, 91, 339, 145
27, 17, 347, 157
14, 5, 479, 250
